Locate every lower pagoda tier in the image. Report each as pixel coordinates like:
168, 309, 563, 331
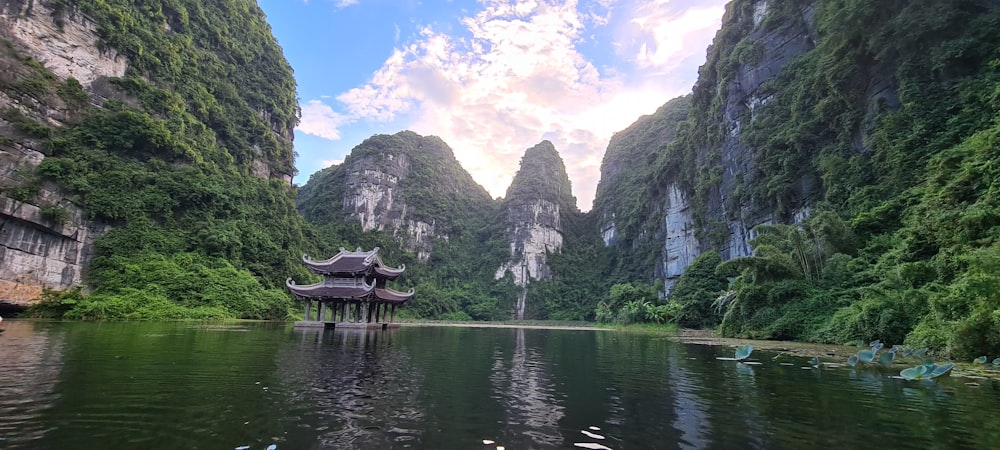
287, 247, 414, 328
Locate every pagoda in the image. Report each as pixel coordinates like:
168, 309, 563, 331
287, 247, 414, 328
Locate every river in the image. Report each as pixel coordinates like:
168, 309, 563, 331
1, 321, 998, 449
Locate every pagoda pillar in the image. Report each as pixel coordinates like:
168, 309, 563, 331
319, 302, 326, 322
305, 300, 312, 322
390, 304, 396, 323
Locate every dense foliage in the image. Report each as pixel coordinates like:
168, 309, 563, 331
656, 0, 1000, 358
9, 0, 310, 319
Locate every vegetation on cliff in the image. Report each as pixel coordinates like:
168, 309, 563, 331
653, 0, 1000, 358
296, 131, 516, 321
8, 0, 309, 319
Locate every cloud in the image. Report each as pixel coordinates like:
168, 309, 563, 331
305, 0, 725, 210
627, 2, 726, 70
335, 0, 358, 8
297, 100, 351, 140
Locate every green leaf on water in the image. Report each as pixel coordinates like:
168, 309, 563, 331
900, 365, 929, 380
735, 345, 753, 361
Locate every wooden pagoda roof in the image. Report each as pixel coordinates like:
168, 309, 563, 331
301, 247, 405, 279
285, 278, 414, 304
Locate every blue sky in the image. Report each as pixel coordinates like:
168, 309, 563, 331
258, 0, 728, 210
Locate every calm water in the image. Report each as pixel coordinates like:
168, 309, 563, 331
1, 321, 999, 449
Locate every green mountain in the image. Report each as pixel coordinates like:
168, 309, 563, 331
297, 131, 515, 320
2, 0, 309, 319
595, 0, 1000, 357
4, 0, 999, 358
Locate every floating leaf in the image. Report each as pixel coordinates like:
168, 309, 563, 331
913, 348, 928, 358
900, 365, 929, 381
878, 351, 895, 366
929, 363, 955, 378
847, 355, 859, 367
974, 356, 988, 364
857, 349, 875, 364
735, 345, 753, 361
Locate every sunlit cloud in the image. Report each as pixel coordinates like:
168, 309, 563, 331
297, 0, 726, 210
297, 100, 351, 140
630, 3, 725, 70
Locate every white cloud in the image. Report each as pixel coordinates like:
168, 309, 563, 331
629, 3, 725, 70
320, 158, 344, 167
305, 0, 725, 210
297, 100, 351, 140
335, 0, 358, 8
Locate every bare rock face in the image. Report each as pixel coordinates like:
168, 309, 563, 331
0, 0, 127, 86
342, 146, 439, 262
659, 184, 699, 291
0, 0, 114, 304
296, 131, 493, 262
496, 141, 576, 319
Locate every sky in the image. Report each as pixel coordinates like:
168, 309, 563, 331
258, 0, 728, 211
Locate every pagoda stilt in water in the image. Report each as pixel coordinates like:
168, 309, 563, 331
287, 247, 414, 329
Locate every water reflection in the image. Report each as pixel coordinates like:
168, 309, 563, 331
0, 321, 65, 447
489, 328, 565, 447
666, 352, 710, 450
277, 328, 424, 448
3, 323, 1000, 449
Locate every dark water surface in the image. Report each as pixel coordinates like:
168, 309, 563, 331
1, 321, 999, 449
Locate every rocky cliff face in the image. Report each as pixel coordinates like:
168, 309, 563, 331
0, 0, 115, 305
595, 0, 904, 294
299, 131, 495, 262
495, 141, 576, 319
342, 138, 437, 262
696, 0, 819, 262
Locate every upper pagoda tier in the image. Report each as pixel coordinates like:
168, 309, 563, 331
301, 247, 406, 279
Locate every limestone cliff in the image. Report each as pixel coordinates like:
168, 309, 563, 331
495, 141, 576, 319
1, 0, 303, 314
297, 131, 495, 262
0, 0, 116, 305
595, 0, 908, 295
